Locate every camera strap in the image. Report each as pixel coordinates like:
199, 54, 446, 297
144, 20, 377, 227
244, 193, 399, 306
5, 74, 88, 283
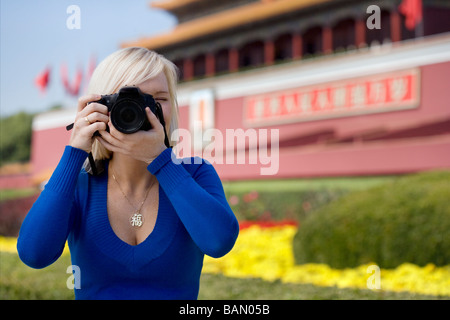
65, 123, 100, 175
87, 152, 98, 176
154, 102, 172, 150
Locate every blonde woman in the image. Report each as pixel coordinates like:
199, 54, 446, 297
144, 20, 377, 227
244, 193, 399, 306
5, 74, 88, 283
17, 47, 239, 300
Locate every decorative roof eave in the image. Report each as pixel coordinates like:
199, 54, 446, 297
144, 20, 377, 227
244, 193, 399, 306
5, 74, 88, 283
123, 0, 332, 50
150, 0, 205, 11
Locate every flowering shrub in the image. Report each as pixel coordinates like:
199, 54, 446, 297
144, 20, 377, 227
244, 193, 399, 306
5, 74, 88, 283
0, 236, 17, 253
226, 188, 347, 222
0, 193, 39, 236
203, 224, 297, 281
203, 224, 450, 297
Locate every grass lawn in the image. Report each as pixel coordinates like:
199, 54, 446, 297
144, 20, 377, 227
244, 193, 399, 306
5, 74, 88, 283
0, 188, 38, 202
1, 252, 444, 300
222, 176, 396, 193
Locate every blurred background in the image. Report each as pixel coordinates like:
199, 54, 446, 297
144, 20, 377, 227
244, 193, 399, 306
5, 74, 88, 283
1, 0, 449, 300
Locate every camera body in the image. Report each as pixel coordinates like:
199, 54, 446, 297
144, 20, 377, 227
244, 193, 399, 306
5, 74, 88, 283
93, 86, 162, 134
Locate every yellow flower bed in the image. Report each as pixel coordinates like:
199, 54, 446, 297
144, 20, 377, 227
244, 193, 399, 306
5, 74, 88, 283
2, 226, 449, 297
0, 236, 69, 255
203, 225, 450, 297
0, 236, 18, 254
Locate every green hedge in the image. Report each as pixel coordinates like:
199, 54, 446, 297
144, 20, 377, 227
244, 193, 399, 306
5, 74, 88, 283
0, 112, 33, 166
293, 170, 450, 269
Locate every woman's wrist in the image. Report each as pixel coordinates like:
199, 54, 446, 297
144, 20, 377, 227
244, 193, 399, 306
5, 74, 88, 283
145, 144, 167, 165
147, 148, 174, 174
147, 148, 192, 194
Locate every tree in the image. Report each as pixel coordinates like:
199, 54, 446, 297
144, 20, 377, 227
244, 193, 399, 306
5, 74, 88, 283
0, 112, 34, 166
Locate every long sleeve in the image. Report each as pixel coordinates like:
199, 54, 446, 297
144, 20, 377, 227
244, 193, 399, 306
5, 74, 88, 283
17, 146, 88, 269
148, 148, 239, 258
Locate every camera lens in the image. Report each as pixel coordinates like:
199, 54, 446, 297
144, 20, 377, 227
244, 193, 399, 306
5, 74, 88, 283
110, 99, 145, 134
121, 107, 137, 124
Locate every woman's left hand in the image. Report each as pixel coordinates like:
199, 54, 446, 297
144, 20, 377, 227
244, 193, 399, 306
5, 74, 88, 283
96, 107, 167, 164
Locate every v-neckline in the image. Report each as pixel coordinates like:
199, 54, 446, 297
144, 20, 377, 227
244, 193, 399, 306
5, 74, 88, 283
106, 163, 160, 247
85, 161, 180, 269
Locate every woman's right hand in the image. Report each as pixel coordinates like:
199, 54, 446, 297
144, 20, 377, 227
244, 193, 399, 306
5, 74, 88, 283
69, 94, 110, 153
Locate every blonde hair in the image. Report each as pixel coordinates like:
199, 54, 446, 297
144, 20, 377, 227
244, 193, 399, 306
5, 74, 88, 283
87, 47, 179, 161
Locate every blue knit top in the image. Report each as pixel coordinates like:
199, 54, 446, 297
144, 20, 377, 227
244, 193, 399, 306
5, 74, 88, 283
17, 146, 239, 300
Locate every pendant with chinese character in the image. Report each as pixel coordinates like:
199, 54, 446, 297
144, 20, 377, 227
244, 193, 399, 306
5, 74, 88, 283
130, 212, 144, 228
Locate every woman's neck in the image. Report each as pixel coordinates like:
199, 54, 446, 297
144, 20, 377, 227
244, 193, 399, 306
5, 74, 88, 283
108, 153, 155, 193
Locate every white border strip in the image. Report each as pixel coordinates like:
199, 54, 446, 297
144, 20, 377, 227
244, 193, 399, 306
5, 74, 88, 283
33, 108, 77, 131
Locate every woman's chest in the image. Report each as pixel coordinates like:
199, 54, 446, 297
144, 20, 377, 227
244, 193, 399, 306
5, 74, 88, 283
106, 185, 159, 246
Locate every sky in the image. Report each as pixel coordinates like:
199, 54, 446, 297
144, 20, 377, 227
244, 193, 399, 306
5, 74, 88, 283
0, 0, 176, 118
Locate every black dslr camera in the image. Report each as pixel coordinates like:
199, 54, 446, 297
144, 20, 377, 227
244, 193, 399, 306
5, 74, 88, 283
66, 86, 171, 176
66, 86, 170, 147
93, 86, 163, 134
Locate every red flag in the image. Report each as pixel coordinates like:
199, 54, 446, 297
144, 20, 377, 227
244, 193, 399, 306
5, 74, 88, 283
399, 0, 423, 31
61, 63, 83, 96
71, 67, 83, 96
87, 54, 96, 80
84, 54, 97, 92
61, 62, 70, 93
35, 67, 50, 94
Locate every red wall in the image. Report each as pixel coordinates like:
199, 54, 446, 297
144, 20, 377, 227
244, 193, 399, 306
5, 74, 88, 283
31, 126, 72, 178
178, 61, 450, 180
